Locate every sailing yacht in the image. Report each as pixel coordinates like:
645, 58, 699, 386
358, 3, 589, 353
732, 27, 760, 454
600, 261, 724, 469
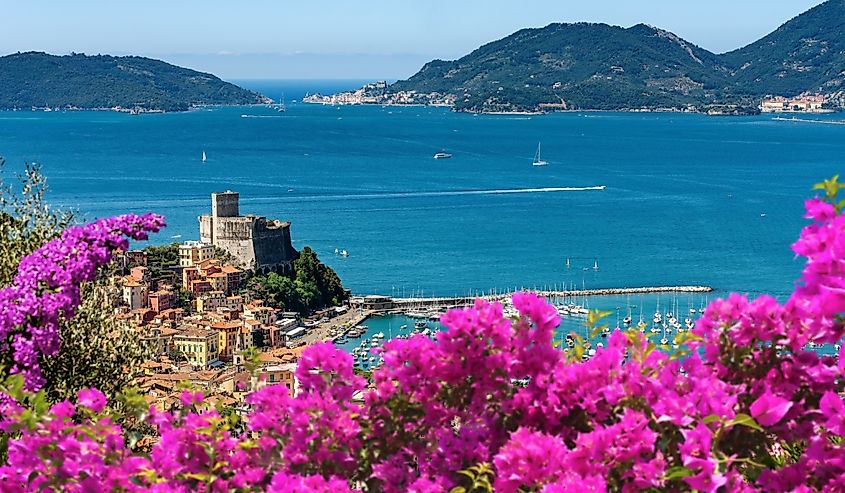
532, 142, 548, 166
201, 151, 207, 163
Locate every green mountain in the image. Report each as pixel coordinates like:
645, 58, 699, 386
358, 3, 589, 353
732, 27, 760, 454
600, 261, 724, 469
392, 22, 732, 112
0, 52, 268, 111
722, 0, 845, 97
339, 0, 845, 113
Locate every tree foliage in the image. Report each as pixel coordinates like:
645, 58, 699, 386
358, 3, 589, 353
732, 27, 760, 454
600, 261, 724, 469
248, 247, 347, 312
0, 52, 267, 111
0, 159, 151, 404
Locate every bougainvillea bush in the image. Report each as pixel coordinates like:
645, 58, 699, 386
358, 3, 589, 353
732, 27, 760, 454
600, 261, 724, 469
0, 182, 843, 492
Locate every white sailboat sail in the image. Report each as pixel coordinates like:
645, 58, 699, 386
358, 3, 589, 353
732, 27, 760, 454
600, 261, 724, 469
532, 142, 548, 166
202, 151, 207, 162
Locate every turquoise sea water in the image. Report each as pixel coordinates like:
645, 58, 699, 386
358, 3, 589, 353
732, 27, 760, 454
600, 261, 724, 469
1, 81, 843, 306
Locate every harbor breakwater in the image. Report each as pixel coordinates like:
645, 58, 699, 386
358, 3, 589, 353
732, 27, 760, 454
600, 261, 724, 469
385, 285, 713, 310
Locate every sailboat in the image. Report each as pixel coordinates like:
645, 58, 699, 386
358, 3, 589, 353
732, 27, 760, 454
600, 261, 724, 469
532, 142, 548, 166
201, 151, 207, 163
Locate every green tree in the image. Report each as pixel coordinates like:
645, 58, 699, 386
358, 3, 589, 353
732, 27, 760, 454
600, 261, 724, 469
0, 159, 150, 404
251, 272, 297, 310
294, 278, 320, 311
293, 246, 348, 307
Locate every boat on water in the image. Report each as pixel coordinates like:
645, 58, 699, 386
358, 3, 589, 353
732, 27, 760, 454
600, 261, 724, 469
433, 151, 452, 159
340, 249, 349, 257
414, 320, 428, 330
532, 142, 548, 166
201, 151, 207, 163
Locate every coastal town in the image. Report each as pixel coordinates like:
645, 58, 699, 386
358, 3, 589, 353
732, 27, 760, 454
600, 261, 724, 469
107, 191, 362, 411
303, 80, 456, 106
306, 79, 838, 116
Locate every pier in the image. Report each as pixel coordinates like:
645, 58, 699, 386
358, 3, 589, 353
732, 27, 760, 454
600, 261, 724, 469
361, 285, 713, 311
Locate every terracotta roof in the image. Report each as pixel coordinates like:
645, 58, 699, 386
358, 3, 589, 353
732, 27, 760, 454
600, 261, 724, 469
177, 327, 215, 339
210, 321, 242, 330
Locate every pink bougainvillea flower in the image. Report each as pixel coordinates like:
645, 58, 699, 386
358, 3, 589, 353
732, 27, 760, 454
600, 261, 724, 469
750, 390, 793, 427
77, 388, 107, 413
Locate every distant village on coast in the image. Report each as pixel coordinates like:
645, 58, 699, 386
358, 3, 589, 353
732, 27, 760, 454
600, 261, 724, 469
304, 81, 835, 115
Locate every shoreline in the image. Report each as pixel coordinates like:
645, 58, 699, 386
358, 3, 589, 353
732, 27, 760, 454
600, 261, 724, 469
301, 99, 779, 117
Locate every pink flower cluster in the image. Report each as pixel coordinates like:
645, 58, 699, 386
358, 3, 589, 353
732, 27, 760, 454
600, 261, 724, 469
0, 197, 843, 492
0, 213, 164, 390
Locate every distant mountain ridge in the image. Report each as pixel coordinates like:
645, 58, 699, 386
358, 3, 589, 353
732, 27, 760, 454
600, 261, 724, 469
315, 0, 845, 113
722, 0, 845, 97
0, 52, 269, 111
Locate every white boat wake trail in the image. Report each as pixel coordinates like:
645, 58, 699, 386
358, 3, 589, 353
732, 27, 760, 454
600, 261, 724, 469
285, 186, 607, 202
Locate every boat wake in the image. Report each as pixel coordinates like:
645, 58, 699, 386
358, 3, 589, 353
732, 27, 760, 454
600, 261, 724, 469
240, 114, 288, 119
772, 117, 845, 125
270, 186, 607, 202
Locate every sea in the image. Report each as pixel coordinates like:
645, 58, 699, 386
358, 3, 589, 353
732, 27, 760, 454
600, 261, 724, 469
1, 80, 843, 338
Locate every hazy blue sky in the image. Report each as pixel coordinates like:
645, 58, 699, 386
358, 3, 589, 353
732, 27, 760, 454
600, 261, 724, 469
0, 0, 825, 79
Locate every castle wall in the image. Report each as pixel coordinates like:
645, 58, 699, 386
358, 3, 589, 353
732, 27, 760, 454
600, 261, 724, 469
211, 191, 239, 218
199, 215, 214, 244
213, 216, 258, 269
252, 219, 295, 270
199, 192, 297, 272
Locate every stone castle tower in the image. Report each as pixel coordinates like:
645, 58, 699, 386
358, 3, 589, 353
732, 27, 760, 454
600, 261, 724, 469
199, 191, 296, 272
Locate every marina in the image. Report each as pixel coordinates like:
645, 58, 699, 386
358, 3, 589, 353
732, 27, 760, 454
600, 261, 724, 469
335, 287, 841, 368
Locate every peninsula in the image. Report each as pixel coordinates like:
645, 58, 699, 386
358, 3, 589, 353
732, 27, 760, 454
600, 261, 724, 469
306, 0, 845, 114
0, 52, 270, 112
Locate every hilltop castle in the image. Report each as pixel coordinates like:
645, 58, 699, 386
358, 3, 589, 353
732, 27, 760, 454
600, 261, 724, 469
199, 191, 296, 273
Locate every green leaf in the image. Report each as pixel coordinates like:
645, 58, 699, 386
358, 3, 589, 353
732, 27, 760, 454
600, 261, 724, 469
702, 414, 722, 425
450, 488, 467, 493
726, 413, 764, 432
664, 466, 693, 480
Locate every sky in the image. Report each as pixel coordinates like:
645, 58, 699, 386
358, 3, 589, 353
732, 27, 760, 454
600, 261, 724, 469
0, 0, 826, 80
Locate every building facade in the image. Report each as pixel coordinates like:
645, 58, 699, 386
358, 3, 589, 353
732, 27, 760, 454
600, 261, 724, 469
174, 328, 220, 368
179, 241, 215, 268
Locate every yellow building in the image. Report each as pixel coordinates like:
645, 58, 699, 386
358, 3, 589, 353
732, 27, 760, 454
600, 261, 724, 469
174, 328, 220, 368
211, 320, 243, 361
179, 241, 215, 268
